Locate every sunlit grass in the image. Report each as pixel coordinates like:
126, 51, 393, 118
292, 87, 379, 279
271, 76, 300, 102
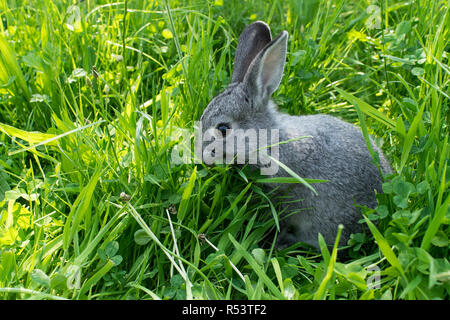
0, 0, 448, 300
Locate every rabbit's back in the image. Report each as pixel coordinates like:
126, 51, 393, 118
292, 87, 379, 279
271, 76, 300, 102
273, 113, 390, 248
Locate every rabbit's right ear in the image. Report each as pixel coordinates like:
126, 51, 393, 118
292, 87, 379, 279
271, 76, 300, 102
242, 30, 288, 106
231, 21, 272, 83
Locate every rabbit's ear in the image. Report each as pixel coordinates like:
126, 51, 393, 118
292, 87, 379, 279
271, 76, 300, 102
231, 21, 272, 83
243, 31, 288, 105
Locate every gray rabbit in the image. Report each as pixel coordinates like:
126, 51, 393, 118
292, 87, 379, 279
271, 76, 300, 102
199, 21, 391, 249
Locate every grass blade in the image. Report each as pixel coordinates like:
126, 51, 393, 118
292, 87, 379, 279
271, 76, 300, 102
268, 156, 318, 196
79, 259, 115, 298
398, 99, 427, 172
421, 193, 450, 251
335, 87, 395, 129
255, 177, 328, 184
313, 225, 343, 300
6, 120, 106, 156
177, 166, 197, 222
0, 34, 30, 100
63, 165, 104, 251
0, 287, 67, 300
228, 233, 284, 300
363, 216, 406, 279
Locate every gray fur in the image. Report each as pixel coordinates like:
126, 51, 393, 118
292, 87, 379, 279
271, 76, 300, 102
232, 21, 272, 83
200, 22, 392, 249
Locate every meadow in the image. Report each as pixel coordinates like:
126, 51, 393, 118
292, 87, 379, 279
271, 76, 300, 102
0, 0, 448, 300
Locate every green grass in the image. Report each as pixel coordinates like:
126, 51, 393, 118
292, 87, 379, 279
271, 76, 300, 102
0, 0, 448, 300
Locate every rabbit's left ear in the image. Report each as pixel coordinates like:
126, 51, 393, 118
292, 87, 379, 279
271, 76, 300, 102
243, 31, 288, 105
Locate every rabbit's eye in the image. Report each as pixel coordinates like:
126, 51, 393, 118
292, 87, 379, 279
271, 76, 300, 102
217, 123, 230, 137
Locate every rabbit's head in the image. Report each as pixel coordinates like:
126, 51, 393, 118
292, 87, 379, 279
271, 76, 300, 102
199, 21, 288, 167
